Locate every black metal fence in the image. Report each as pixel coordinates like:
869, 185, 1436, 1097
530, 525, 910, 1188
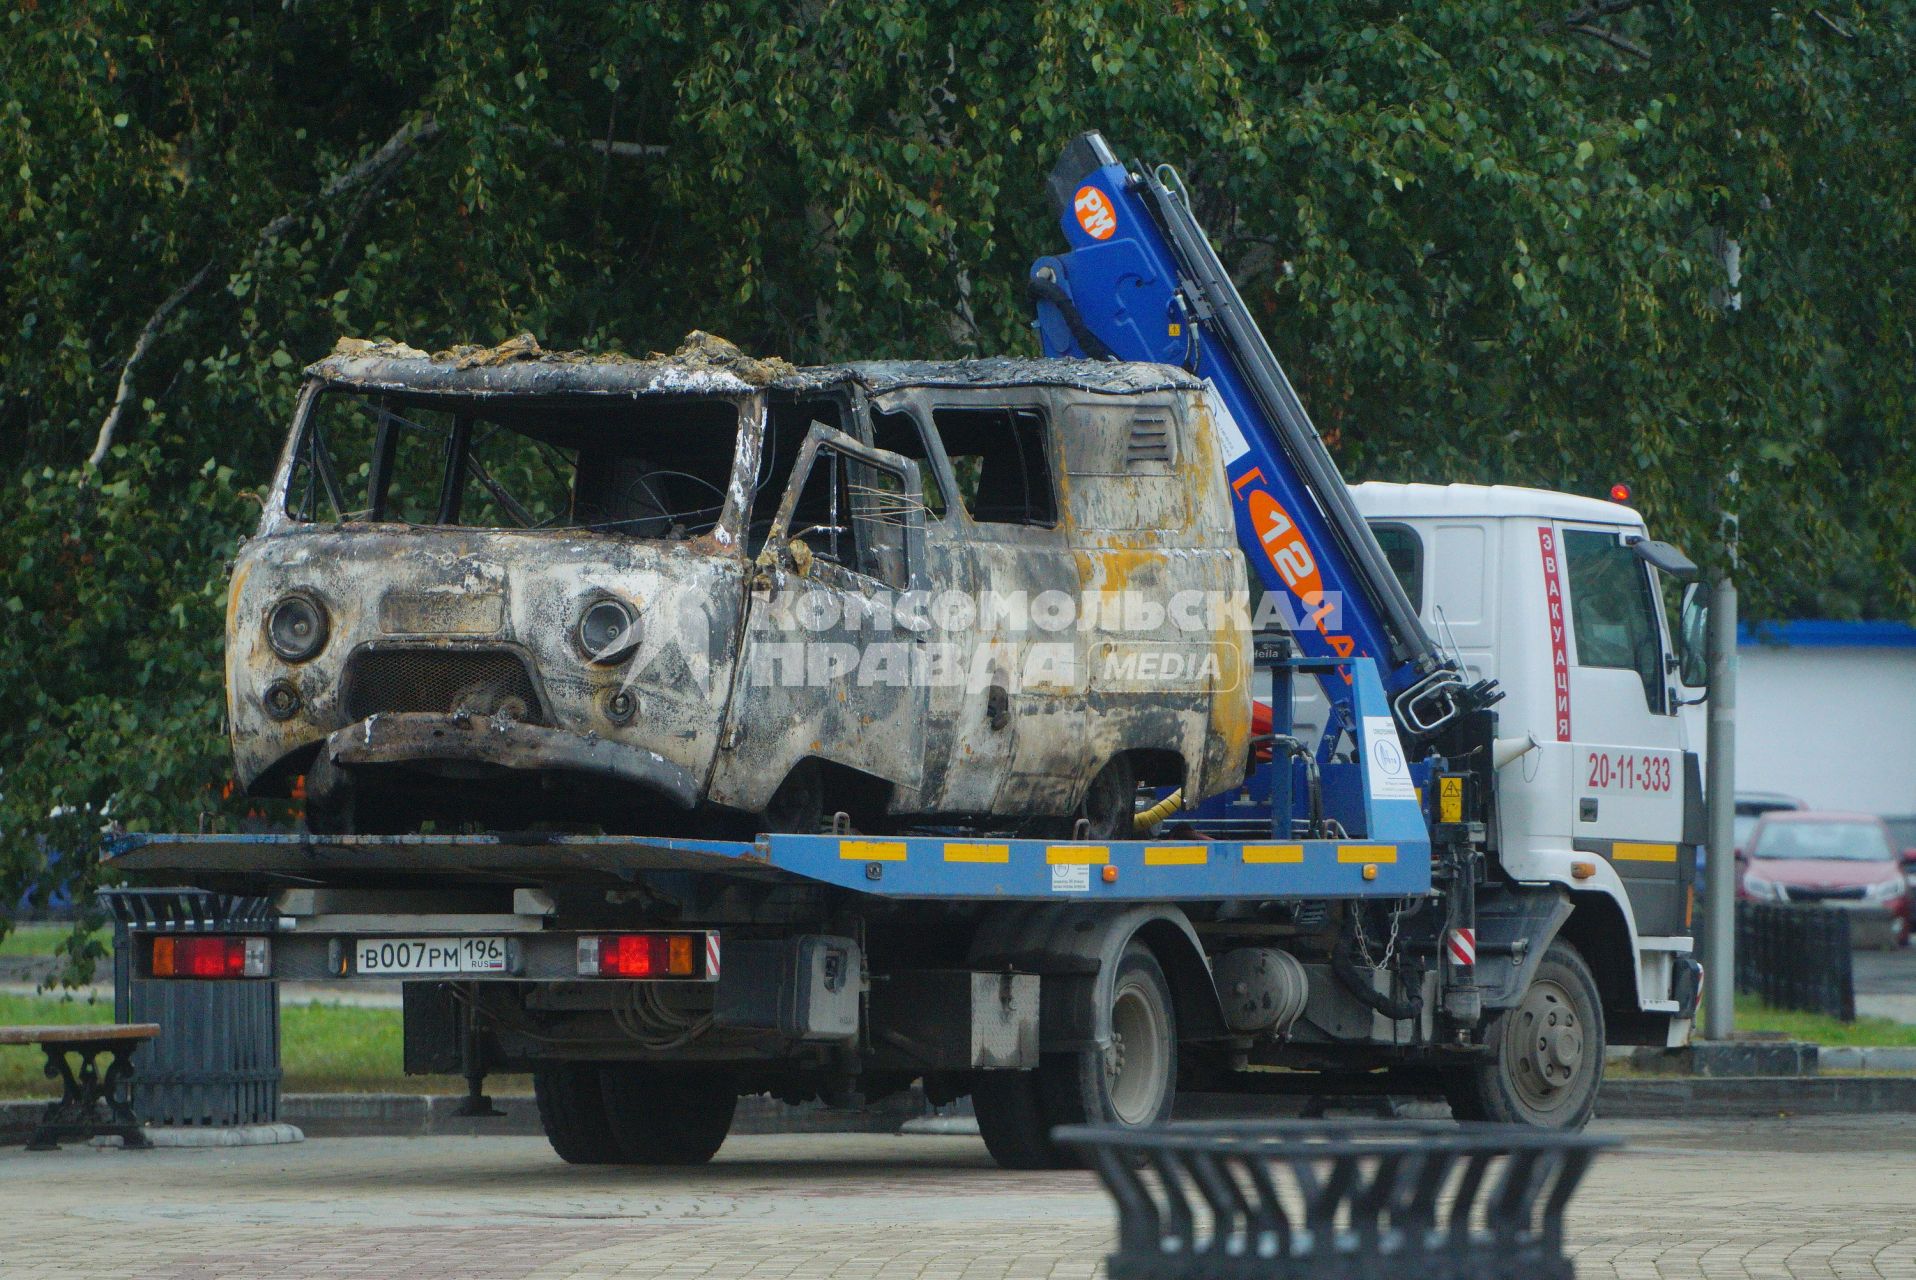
1056, 1121, 1615, 1280
1735, 901, 1855, 1022
103, 887, 283, 1127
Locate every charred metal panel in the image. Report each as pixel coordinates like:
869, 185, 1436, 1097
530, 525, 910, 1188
703, 423, 933, 816
232, 336, 1247, 832
306, 341, 1197, 404
228, 524, 751, 799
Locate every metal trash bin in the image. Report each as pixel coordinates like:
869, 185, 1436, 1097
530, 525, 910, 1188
1055, 1121, 1615, 1280
103, 887, 282, 1127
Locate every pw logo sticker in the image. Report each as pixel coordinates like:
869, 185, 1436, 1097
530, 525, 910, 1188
1073, 185, 1117, 240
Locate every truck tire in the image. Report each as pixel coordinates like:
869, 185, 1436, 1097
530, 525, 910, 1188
533, 1063, 624, 1165
1444, 939, 1604, 1129
599, 1066, 738, 1165
972, 941, 1178, 1169
972, 1070, 1058, 1170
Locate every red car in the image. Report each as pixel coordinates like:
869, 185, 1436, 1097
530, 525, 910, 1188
1738, 811, 1913, 948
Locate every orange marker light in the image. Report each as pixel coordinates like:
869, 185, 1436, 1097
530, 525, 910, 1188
1101, 865, 1119, 884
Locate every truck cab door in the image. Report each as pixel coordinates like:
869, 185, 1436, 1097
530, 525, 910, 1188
1554, 523, 1692, 937
706, 425, 929, 820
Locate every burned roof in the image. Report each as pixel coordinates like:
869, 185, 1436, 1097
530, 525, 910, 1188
306, 333, 1195, 401
307, 332, 836, 398
843, 358, 1197, 396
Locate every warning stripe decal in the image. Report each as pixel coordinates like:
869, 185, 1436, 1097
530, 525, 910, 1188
943, 842, 1010, 864
839, 840, 907, 862
1243, 844, 1305, 864
1447, 928, 1476, 967
1612, 842, 1678, 863
1143, 845, 1208, 866
1336, 844, 1397, 865
1046, 844, 1110, 865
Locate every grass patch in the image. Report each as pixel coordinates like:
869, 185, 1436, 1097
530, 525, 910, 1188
0, 992, 528, 1098
1729, 993, 1916, 1047
0, 924, 103, 959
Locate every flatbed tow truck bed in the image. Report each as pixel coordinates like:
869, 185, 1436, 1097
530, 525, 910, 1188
105, 826, 1431, 901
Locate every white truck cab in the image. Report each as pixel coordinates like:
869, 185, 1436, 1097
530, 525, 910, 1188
1350, 482, 1704, 1044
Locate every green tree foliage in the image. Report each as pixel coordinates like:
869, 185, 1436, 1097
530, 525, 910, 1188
1, 1, 1910, 948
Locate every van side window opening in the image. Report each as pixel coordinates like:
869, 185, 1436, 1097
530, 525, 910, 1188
286, 390, 739, 538
1564, 529, 1665, 712
1369, 522, 1424, 614
872, 410, 949, 519
928, 406, 1058, 526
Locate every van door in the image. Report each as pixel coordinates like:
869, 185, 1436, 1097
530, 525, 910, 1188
708, 425, 928, 820
1554, 523, 1691, 936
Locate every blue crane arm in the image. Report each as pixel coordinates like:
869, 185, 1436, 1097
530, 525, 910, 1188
1029, 132, 1485, 741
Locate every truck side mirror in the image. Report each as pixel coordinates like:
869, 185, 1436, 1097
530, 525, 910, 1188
1676, 582, 1709, 689
1630, 537, 1700, 581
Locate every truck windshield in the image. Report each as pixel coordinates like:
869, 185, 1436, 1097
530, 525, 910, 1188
284, 389, 741, 538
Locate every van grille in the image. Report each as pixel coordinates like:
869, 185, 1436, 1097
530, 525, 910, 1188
341, 647, 546, 725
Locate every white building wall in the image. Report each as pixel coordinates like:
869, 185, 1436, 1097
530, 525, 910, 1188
1734, 645, 1916, 816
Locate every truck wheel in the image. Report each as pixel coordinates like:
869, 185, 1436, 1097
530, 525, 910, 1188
972, 941, 1178, 1169
599, 1066, 737, 1165
1444, 940, 1604, 1129
972, 1070, 1058, 1170
1047, 942, 1179, 1128
533, 1063, 624, 1165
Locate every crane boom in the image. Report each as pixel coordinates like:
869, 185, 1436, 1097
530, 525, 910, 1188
1030, 132, 1491, 740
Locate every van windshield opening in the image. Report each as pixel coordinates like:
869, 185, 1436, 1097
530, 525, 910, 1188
284, 390, 741, 538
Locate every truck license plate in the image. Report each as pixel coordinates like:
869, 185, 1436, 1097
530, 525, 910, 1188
354, 936, 508, 976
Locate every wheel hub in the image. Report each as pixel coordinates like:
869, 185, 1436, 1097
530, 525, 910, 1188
1509, 980, 1583, 1111
1106, 978, 1168, 1126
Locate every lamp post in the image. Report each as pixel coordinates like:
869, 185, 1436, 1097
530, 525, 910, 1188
1703, 574, 1738, 1040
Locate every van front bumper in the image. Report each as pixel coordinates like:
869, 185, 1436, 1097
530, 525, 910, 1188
327, 712, 701, 809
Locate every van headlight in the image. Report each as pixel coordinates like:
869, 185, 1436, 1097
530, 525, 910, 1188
1865, 877, 1906, 903
577, 598, 640, 664
1742, 873, 1783, 901
267, 594, 329, 663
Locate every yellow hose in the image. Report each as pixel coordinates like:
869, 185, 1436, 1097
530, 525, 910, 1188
1133, 788, 1184, 834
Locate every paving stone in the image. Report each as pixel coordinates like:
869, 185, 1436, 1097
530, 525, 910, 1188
0, 1119, 1912, 1279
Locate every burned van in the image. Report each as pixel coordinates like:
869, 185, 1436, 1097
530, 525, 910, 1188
228, 334, 1251, 835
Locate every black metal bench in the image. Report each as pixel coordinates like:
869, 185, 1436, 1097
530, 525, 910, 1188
1, 1023, 160, 1150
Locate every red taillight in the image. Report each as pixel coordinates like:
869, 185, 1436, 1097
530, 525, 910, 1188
576, 932, 712, 979
150, 935, 271, 979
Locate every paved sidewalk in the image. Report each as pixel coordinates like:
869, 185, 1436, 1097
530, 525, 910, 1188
1, 1116, 1912, 1279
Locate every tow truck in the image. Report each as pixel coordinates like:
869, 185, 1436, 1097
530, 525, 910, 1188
106, 131, 1705, 1167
